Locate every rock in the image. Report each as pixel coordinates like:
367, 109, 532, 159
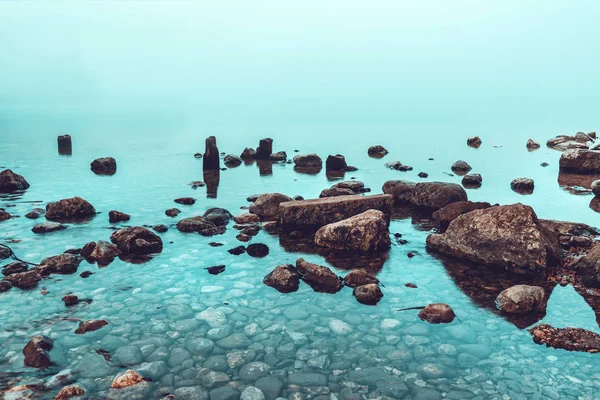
529, 324, 600, 353
368, 145, 389, 158
418, 303, 456, 324
0, 281, 11, 292
411, 182, 468, 210
511, 178, 534, 194
467, 136, 482, 148
165, 208, 181, 217
202, 371, 230, 388
203, 208, 233, 226
153, 224, 168, 233
0, 246, 11, 260
315, 210, 390, 252
559, 149, 600, 172
90, 157, 117, 175
32, 222, 67, 234
3, 270, 42, 289
385, 161, 413, 171
592, 180, 600, 196
576, 244, 600, 287
2, 261, 28, 276
239, 362, 270, 382
23, 336, 53, 368
527, 139, 541, 150
110, 370, 144, 389
263, 264, 299, 293
228, 246, 246, 255
176, 217, 225, 236
89, 240, 121, 266
75, 320, 109, 334
241, 387, 265, 400
495, 285, 547, 314
332, 180, 365, 193
319, 187, 355, 198
194, 152, 203, 158
451, 160, 472, 173
418, 172, 428, 178
203, 136, 220, 170
234, 213, 261, 224
224, 154, 242, 168
343, 270, 379, 288
293, 154, 323, 169
325, 154, 347, 171
256, 138, 273, 160
57, 134, 72, 148
353, 284, 383, 305
255, 377, 283, 400
0, 209, 12, 221
249, 193, 294, 218
382, 180, 416, 204
54, 384, 85, 399
240, 147, 257, 160
25, 208, 44, 219
247, 243, 269, 258
461, 173, 482, 188
0, 169, 30, 193
206, 265, 225, 275
46, 197, 96, 221
62, 295, 79, 306
431, 201, 492, 228
110, 226, 163, 255
269, 151, 287, 162
109, 210, 130, 223
79, 242, 96, 259
39, 254, 82, 275
174, 197, 196, 205
279, 194, 393, 230
427, 204, 562, 274
296, 258, 342, 293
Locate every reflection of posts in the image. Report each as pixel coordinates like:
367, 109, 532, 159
257, 160, 273, 176
203, 136, 220, 170
203, 169, 220, 199
57, 134, 72, 156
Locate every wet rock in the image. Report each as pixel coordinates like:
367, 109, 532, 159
57, 134, 72, 148
3, 269, 42, 289
279, 194, 393, 230
314, 210, 390, 252
467, 136, 482, 148
90, 157, 117, 175
511, 178, 534, 194
368, 145, 389, 158
256, 138, 273, 160
427, 204, 561, 274
249, 193, 294, 218
203, 208, 233, 226
240, 147, 257, 160
25, 208, 45, 219
39, 253, 82, 275
175, 386, 209, 400
234, 213, 260, 224
228, 246, 246, 255
153, 224, 168, 233
224, 154, 242, 168
411, 182, 468, 210
75, 319, 109, 334
176, 217, 225, 236
293, 154, 323, 172
79, 242, 96, 259
263, 264, 299, 293
529, 324, 600, 352
495, 285, 547, 314
451, 160, 472, 174
247, 243, 269, 258
461, 173, 482, 188
418, 303, 456, 324
592, 180, 600, 196
2, 261, 28, 276
431, 201, 492, 228
32, 222, 68, 234
577, 244, 600, 287
325, 154, 347, 171
418, 172, 428, 178
385, 161, 413, 171
527, 139, 541, 150
319, 187, 355, 198
332, 180, 366, 193
0, 281, 13, 292
559, 149, 600, 172
110, 370, 144, 389
165, 208, 181, 217
206, 265, 226, 275
343, 270, 379, 288
296, 258, 343, 293
239, 361, 270, 382
203, 136, 220, 170
23, 336, 54, 368
0, 246, 11, 260
46, 197, 96, 221
269, 151, 287, 162
382, 180, 416, 205
174, 197, 196, 205
353, 283, 383, 305
110, 226, 163, 255
54, 384, 86, 399
62, 295, 79, 306
0, 209, 12, 221
240, 387, 265, 400
109, 210, 130, 223
89, 240, 121, 266
0, 169, 30, 193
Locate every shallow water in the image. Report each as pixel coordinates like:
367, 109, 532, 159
2, 1, 600, 399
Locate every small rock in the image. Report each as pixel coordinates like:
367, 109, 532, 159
343, 270, 379, 288
511, 178, 534, 194
110, 370, 144, 389
353, 284, 384, 305
263, 264, 299, 293
0, 169, 30, 193
90, 157, 117, 175
32, 222, 68, 234
451, 160, 472, 174
165, 208, 181, 217
224, 154, 243, 168
174, 197, 196, 205
461, 173, 482, 188
109, 210, 130, 223
75, 320, 109, 334
467, 136, 482, 148
46, 197, 96, 221
296, 258, 342, 293
23, 336, 53, 368
418, 303, 456, 324
368, 145, 389, 158
62, 295, 79, 306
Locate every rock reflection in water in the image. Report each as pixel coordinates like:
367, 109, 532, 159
256, 160, 273, 176
391, 205, 438, 232
557, 171, 599, 195
203, 169, 220, 199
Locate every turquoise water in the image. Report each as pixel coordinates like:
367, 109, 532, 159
2, 1, 600, 399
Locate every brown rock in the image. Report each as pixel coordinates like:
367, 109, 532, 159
57, 134, 72, 148
247, 243, 269, 257
293, 154, 323, 170
382, 180, 416, 205
325, 154, 347, 171
527, 139, 541, 150
368, 145, 389, 158
0, 281, 12, 292
343, 270, 379, 288
256, 138, 273, 160
240, 147, 257, 160
203, 136, 220, 170
249, 193, 294, 218
432, 201, 492, 228
110, 226, 163, 255
529, 324, 600, 353
165, 208, 181, 217
332, 180, 365, 193
511, 178, 534, 194
45, 197, 96, 221
410, 182, 468, 210
62, 295, 79, 306
461, 173, 482, 188
75, 320, 108, 334
153, 224, 168, 233
32, 222, 68, 234
559, 149, 600, 173
109, 210, 130, 223
39, 254, 82, 275
54, 384, 86, 399
224, 154, 243, 168
353, 284, 383, 305
80, 242, 96, 259
2, 261, 28, 276
467, 136, 482, 148
418, 303, 456, 324
176, 217, 225, 236
451, 160, 472, 174
319, 187, 356, 198
25, 208, 45, 219
577, 244, 600, 288
263, 264, 300, 293
23, 336, 53, 368
202, 207, 233, 226
0, 210, 12, 221
3, 269, 42, 289
296, 258, 343, 293
90, 157, 117, 175
89, 240, 121, 266
174, 197, 196, 205
495, 285, 547, 314
110, 370, 144, 389
315, 210, 391, 252
0, 169, 30, 193
234, 213, 261, 224
269, 151, 287, 162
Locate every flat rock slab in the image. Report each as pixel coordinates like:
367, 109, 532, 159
279, 194, 393, 230
529, 324, 600, 352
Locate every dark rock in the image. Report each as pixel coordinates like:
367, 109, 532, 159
0, 210, 12, 221
0, 169, 30, 193
32, 222, 67, 234
109, 210, 130, 223
194, 152, 203, 158
325, 154, 347, 171
256, 138, 273, 160
418, 303, 456, 324
343, 270, 379, 288
411, 182, 468, 210
153, 224, 168, 233
165, 208, 181, 217
293, 195, 304, 201
228, 246, 246, 255
0, 246, 11, 260
110, 226, 163, 255
240, 225, 260, 236
75, 320, 108, 334
2, 269, 41, 289
174, 197, 196, 205
382, 180, 416, 205
263, 264, 299, 293
80, 271, 93, 278
332, 180, 365, 193
203, 136, 220, 170
368, 145, 389, 158
529, 324, 600, 353
385, 161, 412, 171
240, 147, 257, 160
25, 208, 44, 219
451, 160, 472, 174
467, 136, 482, 148
0, 281, 11, 292
353, 284, 383, 305
45, 197, 96, 221
405, 283, 418, 288
39, 254, 82, 275
176, 216, 225, 236
234, 213, 260, 224
203, 208, 233, 226
592, 180, 600, 197
559, 149, 600, 172
418, 172, 428, 178
511, 178, 534, 194
495, 285, 547, 314
90, 157, 117, 175
57, 134, 72, 148
23, 336, 53, 368
224, 154, 243, 168
462, 173, 482, 188
269, 151, 287, 162
249, 193, 294, 218
80, 242, 96, 259
319, 187, 355, 198
527, 139, 541, 150
62, 295, 79, 306
541, 162, 549, 167
247, 243, 269, 258
315, 210, 391, 252
432, 201, 492, 228
89, 240, 121, 266
209, 242, 223, 247
427, 204, 562, 274
293, 154, 323, 170
2, 261, 28, 276
577, 244, 600, 288
206, 265, 226, 275
296, 258, 343, 293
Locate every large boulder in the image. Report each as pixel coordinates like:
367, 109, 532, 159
529, 324, 600, 353
2, 269, 42, 289
314, 210, 390, 252
45, 197, 96, 221
296, 258, 343, 293
110, 227, 163, 255
263, 264, 300, 293
427, 204, 562, 274
38, 254, 82, 275
495, 285, 547, 314
203, 136, 220, 170
432, 201, 492, 228
411, 182, 468, 210
256, 138, 273, 160
202, 208, 233, 226
0, 169, 30, 193
90, 157, 117, 175
382, 180, 416, 205
325, 154, 347, 171
176, 216, 226, 236
293, 154, 323, 169
249, 193, 294, 218
23, 336, 53, 368
559, 149, 600, 173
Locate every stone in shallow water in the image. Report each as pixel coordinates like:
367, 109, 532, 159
137, 361, 168, 381
209, 386, 239, 400
217, 333, 251, 349
329, 319, 353, 335
75, 319, 108, 334
287, 372, 328, 386
296, 258, 342, 294
186, 337, 215, 356
226, 350, 256, 368
241, 386, 265, 400
239, 361, 270, 381
54, 384, 86, 400
196, 308, 227, 328
529, 324, 600, 352
201, 371, 230, 388
23, 335, 53, 368
314, 210, 391, 252
495, 284, 547, 314
263, 264, 299, 293
174, 386, 209, 400
418, 304, 456, 324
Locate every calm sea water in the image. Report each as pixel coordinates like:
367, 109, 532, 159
1, 1, 600, 399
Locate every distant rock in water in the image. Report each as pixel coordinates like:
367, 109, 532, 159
206, 265, 226, 275
2, 270, 42, 289
467, 136, 482, 148
62, 294, 79, 306
165, 208, 181, 217
0, 169, 30, 193
249, 193, 294, 218
269, 151, 287, 162
529, 324, 600, 353
315, 210, 391, 252
57, 134, 72, 149
224, 154, 242, 168
410, 182, 468, 210
39, 253, 82, 275
110, 226, 163, 255
55, 385, 86, 399
89, 240, 121, 266
368, 145, 389, 158
495, 285, 547, 314
109, 210, 130, 223
45, 197, 96, 221
451, 160, 472, 174
23, 336, 53, 368
203, 136, 220, 170
90, 157, 117, 175
511, 178, 534, 195
0, 210, 12, 222
176, 216, 225, 236
174, 197, 196, 205
240, 147, 257, 160
527, 138, 541, 150
325, 154, 347, 171
263, 264, 299, 293
418, 303, 455, 324
559, 149, 600, 173
293, 153, 323, 173
256, 138, 273, 160
2, 261, 28, 276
